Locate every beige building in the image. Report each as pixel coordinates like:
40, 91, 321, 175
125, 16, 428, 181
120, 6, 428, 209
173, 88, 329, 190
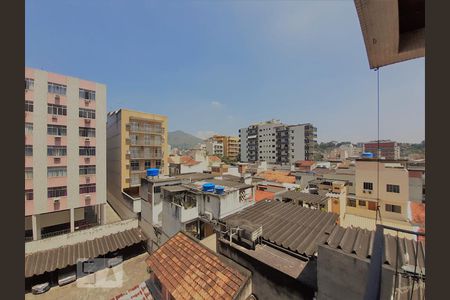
106, 109, 168, 219
211, 135, 239, 160
342, 159, 415, 237
25, 67, 107, 241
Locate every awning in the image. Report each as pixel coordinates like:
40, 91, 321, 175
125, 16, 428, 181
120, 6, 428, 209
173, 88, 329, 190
25, 228, 147, 278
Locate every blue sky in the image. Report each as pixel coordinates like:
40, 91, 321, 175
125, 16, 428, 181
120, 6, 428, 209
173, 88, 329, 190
26, 0, 424, 143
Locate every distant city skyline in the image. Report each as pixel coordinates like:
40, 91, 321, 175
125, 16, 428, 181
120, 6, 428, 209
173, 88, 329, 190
26, 0, 424, 143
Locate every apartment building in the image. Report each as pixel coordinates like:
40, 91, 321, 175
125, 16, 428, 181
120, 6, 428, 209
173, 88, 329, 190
106, 109, 168, 219
363, 140, 400, 159
24, 67, 106, 241
342, 159, 414, 237
239, 119, 317, 164
210, 135, 239, 160
205, 139, 224, 156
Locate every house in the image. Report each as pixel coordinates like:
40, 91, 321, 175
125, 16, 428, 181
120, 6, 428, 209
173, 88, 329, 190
295, 160, 317, 172
145, 232, 253, 300
275, 190, 329, 210
217, 200, 339, 300
160, 178, 255, 243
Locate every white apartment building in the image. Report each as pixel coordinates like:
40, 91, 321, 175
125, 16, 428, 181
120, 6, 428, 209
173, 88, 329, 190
239, 120, 317, 164
205, 140, 224, 156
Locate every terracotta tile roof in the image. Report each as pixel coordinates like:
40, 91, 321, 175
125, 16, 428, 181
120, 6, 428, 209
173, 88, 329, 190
295, 160, 315, 167
410, 202, 425, 227
255, 190, 275, 202
180, 155, 201, 166
112, 281, 153, 300
208, 155, 221, 162
146, 232, 249, 300
257, 171, 295, 184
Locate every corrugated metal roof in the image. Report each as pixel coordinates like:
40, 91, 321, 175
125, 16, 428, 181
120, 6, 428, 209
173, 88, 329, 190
279, 190, 328, 205
161, 185, 189, 193
25, 228, 146, 278
223, 201, 338, 257
324, 226, 425, 273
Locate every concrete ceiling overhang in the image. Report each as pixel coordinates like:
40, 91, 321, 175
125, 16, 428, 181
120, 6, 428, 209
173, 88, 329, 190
354, 0, 425, 69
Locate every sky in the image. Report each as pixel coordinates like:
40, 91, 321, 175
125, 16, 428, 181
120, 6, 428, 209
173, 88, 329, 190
26, 0, 425, 143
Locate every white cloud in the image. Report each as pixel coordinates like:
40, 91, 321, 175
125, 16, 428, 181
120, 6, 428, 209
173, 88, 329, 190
211, 101, 222, 109
196, 130, 218, 140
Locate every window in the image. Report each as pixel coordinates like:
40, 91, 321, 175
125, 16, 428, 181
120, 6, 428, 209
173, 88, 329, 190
144, 161, 151, 168
48, 82, 67, 95
25, 100, 33, 112
386, 184, 400, 193
385, 204, 401, 213
48, 104, 67, 116
25, 78, 34, 90
25, 123, 33, 134
47, 146, 67, 156
79, 127, 96, 137
347, 199, 356, 207
130, 160, 140, 171
48, 167, 67, 177
368, 201, 377, 211
80, 183, 96, 194
79, 165, 96, 175
363, 182, 373, 190
154, 186, 161, 193
156, 160, 161, 168
25, 189, 33, 200
358, 200, 366, 207
47, 125, 67, 136
25, 145, 33, 156
79, 88, 96, 100
48, 186, 67, 198
79, 146, 96, 156
25, 168, 33, 180
79, 108, 96, 119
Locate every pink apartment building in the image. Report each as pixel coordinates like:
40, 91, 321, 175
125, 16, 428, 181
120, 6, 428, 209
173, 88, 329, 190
25, 67, 106, 241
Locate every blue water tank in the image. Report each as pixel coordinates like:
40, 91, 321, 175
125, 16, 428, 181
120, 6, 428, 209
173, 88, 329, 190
202, 183, 215, 192
146, 168, 159, 177
362, 152, 374, 158
215, 186, 225, 195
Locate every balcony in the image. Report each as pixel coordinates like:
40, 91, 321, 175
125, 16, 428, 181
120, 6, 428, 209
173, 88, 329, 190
127, 139, 162, 147
129, 152, 163, 160
126, 123, 164, 135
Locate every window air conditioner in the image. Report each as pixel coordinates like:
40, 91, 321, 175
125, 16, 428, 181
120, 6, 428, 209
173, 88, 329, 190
85, 195, 91, 200
85, 138, 90, 142
52, 115, 58, 119
85, 119, 91, 123
55, 95, 60, 100
53, 197, 60, 203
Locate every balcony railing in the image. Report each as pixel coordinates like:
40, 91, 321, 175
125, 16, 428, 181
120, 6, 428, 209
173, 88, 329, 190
127, 123, 164, 134
129, 152, 163, 159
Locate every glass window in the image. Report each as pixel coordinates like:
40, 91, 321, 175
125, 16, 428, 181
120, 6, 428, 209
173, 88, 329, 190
48, 167, 67, 177
79, 165, 96, 175
363, 182, 373, 190
47, 146, 67, 156
131, 160, 140, 171
79, 108, 96, 119
25, 168, 33, 180
48, 186, 67, 198
144, 161, 151, 168
25, 101, 33, 112
25, 145, 33, 156
358, 200, 366, 207
25, 78, 34, 90
48, 82, 67, 95
48, 104, 67, 116
79, 127, 96, 137
386, 184, 400, 193
25, 189, 33, 200
25, 123, 33, 134
79, 146, 96, 156
47, 125, 67, 136
347, 199, 356, 207
80, 184, 96, 194
385, 204, 402, 213
79, 88, 96, 100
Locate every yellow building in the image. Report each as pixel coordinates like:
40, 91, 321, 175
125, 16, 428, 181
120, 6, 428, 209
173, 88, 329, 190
212, 135, 239, 161
107, 109, 168, 218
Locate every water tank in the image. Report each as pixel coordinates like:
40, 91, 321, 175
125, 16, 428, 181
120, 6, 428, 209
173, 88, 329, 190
362, 152, 374, 158
202, 183, 215, 192
215, 186, 225, 195
146, 168, 159, 177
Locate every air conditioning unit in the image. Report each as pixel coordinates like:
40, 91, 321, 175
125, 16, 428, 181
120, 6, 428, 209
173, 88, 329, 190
53, 197, 60, 203
368, 191, 372, 194
52, 115, 58, 119
84, 99, 90, 104
363, 190, 366, 193
85, 138, 90, 142
55, 95, 60, 100
85, 195, 91, 200
85, 119, 91, 124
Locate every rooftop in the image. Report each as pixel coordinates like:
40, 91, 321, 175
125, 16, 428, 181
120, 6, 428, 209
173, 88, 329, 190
255, 190, 275, 202
146, 232, 250, 300
223, 200, 338, 257
279, 190, 328, 205
256, 170, 296, 184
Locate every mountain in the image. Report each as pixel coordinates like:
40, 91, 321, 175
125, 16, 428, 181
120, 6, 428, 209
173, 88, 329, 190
168, 130, 204, 150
